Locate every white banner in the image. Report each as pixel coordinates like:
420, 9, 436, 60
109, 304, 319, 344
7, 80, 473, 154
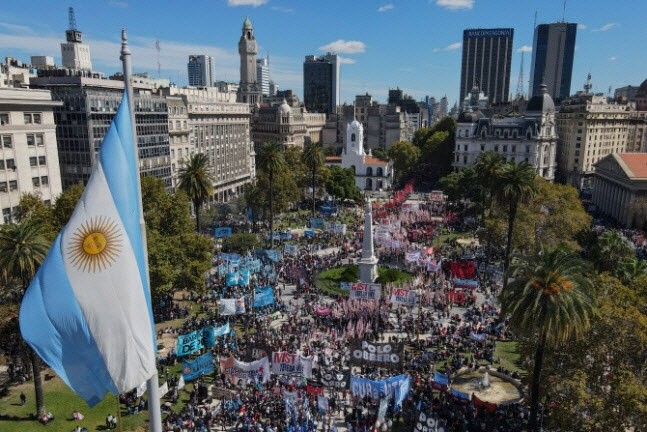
158, 381, 169, 398
271, 351, 313, 378
318, 396, 329, 411
178, 376, 185, 390
390, 288, 418, 306
219, 356, 270, 384
349, 282, 382, 300
220, 297, 245, 315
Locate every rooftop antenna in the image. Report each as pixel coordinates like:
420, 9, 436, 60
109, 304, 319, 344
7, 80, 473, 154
608, 84, 612, 98
516, 50, 525, 98
534, 10, 537, 29
584, 73, 593, 93
68, 6, 77, 31
562, 0, 567, 23
155, 40, 161, 78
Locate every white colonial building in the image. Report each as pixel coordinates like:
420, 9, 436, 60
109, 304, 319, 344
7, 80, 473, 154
453, 84, 558, 181
325, 119, 394, 191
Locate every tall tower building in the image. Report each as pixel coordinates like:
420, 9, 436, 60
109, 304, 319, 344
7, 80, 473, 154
237, 17, 262, 105
529, 22, 577, 101
460, 28, 514, 104
303, 53, 340, 114
256, 56, 270, 96
187, 55, 215, 87
60, 7, 92, 70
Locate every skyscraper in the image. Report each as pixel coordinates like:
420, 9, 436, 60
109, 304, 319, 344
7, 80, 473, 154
256, 56, 270, 96
529, 23, 577, 101
303, 53, 340, 114
60, 7, 92, 70
237, 17, 262, 105
460, 28, 514, 104
187, 55, 215, 87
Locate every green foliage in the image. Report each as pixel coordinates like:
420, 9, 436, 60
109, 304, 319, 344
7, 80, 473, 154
340, 265, 358, 282
255, 166, 299, 216
52, 184, 84, 232
387, 140, 421, 184
222, 233, 260, 255
258, 142, 287, 247
16, 193, 55, 241
177, 153, 216, 232
325, 166, 362, 203
410, 117, 457, 184
371, 147, 388, 160
375, 267, 412, 285
589, 231, 635, 273
0, 218, 51, 288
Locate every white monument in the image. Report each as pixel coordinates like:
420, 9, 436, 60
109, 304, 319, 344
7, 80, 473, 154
358, 198, 378, 282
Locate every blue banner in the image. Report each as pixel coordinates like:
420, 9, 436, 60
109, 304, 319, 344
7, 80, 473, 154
221, 253, 241, 262
215, 227, 232, 238
213, 322, 230, 338
284, 244, 298, 255
218, 263, 227, 275
239, 269, 250, 286
394, 376, 410, 409
256, 249, 280, 262
202, 327, 215, 348
181, 352, 214, 381
177, 328, 214, 356
340, 282, 351, 291
350, 374, 407, 400
253, 287, 275, 308
304, 230, 315, 237
310, 218, 325, 229
226, 272, 239, 286
319, 205, 338, 216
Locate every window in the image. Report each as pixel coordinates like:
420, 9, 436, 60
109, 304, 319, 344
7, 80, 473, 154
0, 182, 6, 192
0, 160, 4, 170
512, 145, 516, 152
464, 145, 468, 151
494, 145, 499, 152
44, 200, 51, 207
0, 113, 8, 125
33, 113, 41, 124
29, 157, 37, 167
463, 156, 467, 164
32, 177, 40, 187
526, 146, 530, 153
9, 180, 17, 191
27, 134, 35, 146
24, 113, 32, 124
36, 134, 43, 146
6, 159, 15, 170
351, 133, 356, 142
503, 145, 508, 152
1, 135, 11, 148
41, 176, 48, 185
2, 208, 10, 223
38, 156, 46, 166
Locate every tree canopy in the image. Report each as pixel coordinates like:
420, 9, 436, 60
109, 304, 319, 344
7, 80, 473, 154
325, 166, 363, 203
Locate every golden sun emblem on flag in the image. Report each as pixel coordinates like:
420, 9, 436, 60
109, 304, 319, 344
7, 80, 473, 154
69, 216, 122, 272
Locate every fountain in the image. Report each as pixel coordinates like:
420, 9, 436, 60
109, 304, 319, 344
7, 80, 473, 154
451, 368, 521, 405
482, 371, 490, 389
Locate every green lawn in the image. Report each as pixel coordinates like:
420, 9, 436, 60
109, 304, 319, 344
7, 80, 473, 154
494, 340, 525, 376
315, 266, 412, 297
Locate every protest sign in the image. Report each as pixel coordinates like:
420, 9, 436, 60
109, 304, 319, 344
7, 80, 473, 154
253, 287, 275, 307
271, 351, 313, 378
219, 356, 270, 384
390, 288, 418, 306
320, 368, 350, 390
349, 282, 382, 300
214, 227, 232, 238
284, 244, 298, 255
220, 297, 245, 315
414, 410, 439, 432
177, 329, 207, 356
310, 218, 325, 229
181, 352, 214, 381
350, 340, 403, 368
349, 374, 408, 399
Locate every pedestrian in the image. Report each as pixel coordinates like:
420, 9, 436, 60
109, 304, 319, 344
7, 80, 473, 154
19, 392, 26, 406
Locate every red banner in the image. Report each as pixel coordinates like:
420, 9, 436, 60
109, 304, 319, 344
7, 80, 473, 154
450, 261, 475, 279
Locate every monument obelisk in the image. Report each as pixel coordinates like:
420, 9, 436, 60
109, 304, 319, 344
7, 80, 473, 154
358, 198, 378, 282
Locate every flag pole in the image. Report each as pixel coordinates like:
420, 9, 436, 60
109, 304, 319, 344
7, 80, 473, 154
120, 28, 163, 432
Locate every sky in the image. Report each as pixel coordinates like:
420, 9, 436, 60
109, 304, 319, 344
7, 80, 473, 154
1, 0, 646, 106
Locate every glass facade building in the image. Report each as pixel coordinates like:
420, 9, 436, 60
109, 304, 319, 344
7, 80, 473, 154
530, 23, 577, 102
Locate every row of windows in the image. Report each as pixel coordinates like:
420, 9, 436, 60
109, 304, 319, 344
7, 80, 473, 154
0, 134, 45, 148
0, 113, 42, 126
0, 176, 49, 193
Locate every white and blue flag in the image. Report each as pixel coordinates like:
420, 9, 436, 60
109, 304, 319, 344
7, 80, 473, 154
19, 92, 156, 406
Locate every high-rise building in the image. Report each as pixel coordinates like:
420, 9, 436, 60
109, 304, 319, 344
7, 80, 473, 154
529, 23, 577, 102
60, 8, 92, 71
237, 17, 262, 105
0, 87, 64, 224
256, 56, 270, 96
303, 53, 340, 114
460, 28, 514, 104
187, 55, 215, 87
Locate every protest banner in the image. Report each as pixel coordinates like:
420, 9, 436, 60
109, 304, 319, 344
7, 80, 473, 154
349, 282, 382, 300
177, 329, 206, 356
212, 322, 230, 338
212, 387, 235, 399
225, 272, 239, 286
315, 305, 331, 316
349, 374, 408, 399
310, 218, 325, 229
320, 368, 350, 390
219, 356, 270, 384
340, 282, 351, 291
181, 352, 214, 381
284, 244, 298, 255
394, 376, 410, 409
317, 396, 329, 412
271, 351, 313, 378
158, 381, 169, 398
253, 287, 275, 307
414, 410, 439, 432
221, 253, 240, 262
214, 227, 232, 238
350, 340, 403, 368
220, 297, 245, 315
390, 288, 418, 306
246, 344, 272, 361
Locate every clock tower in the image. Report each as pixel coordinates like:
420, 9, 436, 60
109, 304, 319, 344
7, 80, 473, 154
237, 17, 262, 105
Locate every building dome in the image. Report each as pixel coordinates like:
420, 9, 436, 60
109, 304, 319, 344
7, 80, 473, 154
350, 119, 361, 128
458, 106, 482, 123
279, 99, 291, 114
637, 78, 647, 98
243, 16, 252, 29
526, 84, 555, 113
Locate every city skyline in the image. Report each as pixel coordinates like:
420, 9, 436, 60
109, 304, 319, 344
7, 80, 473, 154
1, 0, 646, 105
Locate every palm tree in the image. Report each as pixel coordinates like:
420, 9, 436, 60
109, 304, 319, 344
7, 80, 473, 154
302, 142, 324, 218
498, 161, 537, 276
474, 151, 505, 222
0, 218, 51, 418
593, 231, 634, 272
258, 142, 285, 248
616, 256, 647, 283
501, 245, 596, 432
177, 153, 215, 232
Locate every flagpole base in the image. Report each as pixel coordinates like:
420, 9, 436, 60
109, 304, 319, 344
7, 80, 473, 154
146, 374, 163, 432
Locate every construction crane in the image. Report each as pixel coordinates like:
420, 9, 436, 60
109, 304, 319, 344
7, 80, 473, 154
516, 51, 525, 98
155, 40, 161, 78
68, 6, 77, 31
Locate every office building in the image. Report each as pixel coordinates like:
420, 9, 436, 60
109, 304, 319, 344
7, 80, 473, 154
303, 53, 340, 114
453, 84, 557, 181
60, 11, 92, 71
251, 99, 325, 151
187, 55, 215, 88
0, 88, 63, 223
529, 23, 577, 102
162, 87, 255, 202
460, 28, 514, 104
256, 56, 270, 96
556, 77, 647, 190
237, 17, 262, 105
615, 85, 640, 103
593, 153, 647, 228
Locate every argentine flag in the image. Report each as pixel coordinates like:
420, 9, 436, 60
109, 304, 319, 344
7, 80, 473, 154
19, 92, 156, 406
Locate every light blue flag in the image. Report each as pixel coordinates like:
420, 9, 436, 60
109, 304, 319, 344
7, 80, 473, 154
226, 272, 240, 286
19, 92, 156, 406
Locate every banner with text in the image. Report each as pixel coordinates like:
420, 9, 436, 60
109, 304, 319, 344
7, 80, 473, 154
349, 374, 408, 399
320, 368, 350, 390
181, 352, 214, 381
220, 297, 246, 315
214, 227, 232, 238
219, 356, 270, 384
390, 288, 418, 306
350, 340, 403, 368
349, 282, 382, 300
271, 351, 313, 378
